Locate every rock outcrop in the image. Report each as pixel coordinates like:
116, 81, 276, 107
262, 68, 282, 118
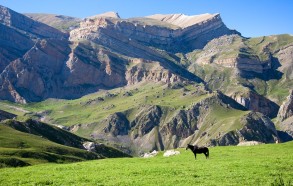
277, 90, 293, 140
103, 112, 130, 136
126, 60, 184, 85
231, 90, 279, 118
278, 90, 293, 121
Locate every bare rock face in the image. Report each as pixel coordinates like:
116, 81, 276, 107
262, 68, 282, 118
277, 90, 293, 140
277, 46, 293, 80
231, 90, 279, 118
103, 112, 130, 136
278, 90, 293, 138
130, 105, 162, 137
0, 23, 34, 72
64, 44, 128, 89
70, 13, 238, 54
0, 39, 71, 102
278, 90, 293, 121
126, 60, 184, 85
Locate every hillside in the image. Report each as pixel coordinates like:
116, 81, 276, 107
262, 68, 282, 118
0, 5, 293, 154
24, 13, 81, 32
0, 117, 130, 168
0, 142, 292, 185
0, 83, 280, 155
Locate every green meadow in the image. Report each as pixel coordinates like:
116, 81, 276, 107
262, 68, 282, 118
1, 142, 292, 186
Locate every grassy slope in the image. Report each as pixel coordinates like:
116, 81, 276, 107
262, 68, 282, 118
0, 142, 292, 185
0, 83, 210, 127
0, 124, 99, 167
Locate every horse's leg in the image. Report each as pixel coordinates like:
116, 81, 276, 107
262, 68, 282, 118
206, 150, 209, 159
193, 152, 196, 160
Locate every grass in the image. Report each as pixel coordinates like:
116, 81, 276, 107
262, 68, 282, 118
0, 123, 100, 167
0, 142, 292, 185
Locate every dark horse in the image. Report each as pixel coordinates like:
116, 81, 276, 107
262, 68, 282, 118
186, 144, 209, 159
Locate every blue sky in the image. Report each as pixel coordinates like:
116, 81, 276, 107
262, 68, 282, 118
0, 0, 292, 37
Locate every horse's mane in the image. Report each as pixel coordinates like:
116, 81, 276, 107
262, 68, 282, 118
188, 144, 198, 149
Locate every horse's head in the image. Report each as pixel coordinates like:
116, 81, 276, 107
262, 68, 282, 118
186, 144, 192, 150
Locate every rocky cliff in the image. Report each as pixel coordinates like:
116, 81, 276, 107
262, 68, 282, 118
231, 90, 279, 118
277, 90, 293, 140
278, 90, 293, 121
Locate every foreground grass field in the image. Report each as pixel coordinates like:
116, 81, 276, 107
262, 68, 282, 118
1, 142, 292, 186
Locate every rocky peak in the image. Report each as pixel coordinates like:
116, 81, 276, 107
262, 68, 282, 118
88, 11, 120, 19
147, 13, 220, 28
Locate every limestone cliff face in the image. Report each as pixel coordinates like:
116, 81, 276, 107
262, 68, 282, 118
278, 90, 293, 121
70, 13, 237, 53
276, 45, 293, 80
0, 39, 71, 102
231, 90, 279, 118
277, 90, 293, 138
64, 44, 128, 89
0, 23, 35, 72
125, 60, 184, 85
103, 112, 130, 136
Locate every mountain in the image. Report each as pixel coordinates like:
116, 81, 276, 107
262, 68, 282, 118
0, 5, 237, 103
0, 5, 293, 154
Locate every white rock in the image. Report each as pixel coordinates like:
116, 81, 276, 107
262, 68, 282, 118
83, 142, 96, 151
163, 150, 180, 157
142, 150, 159, 158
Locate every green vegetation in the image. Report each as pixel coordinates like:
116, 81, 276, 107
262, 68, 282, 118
0, 83, 210, 127
0, 142, 292, 185
0, 123, 99, 167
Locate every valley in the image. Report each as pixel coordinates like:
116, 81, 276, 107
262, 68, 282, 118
0, 142, 292, 185
0, 3, 293, 166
